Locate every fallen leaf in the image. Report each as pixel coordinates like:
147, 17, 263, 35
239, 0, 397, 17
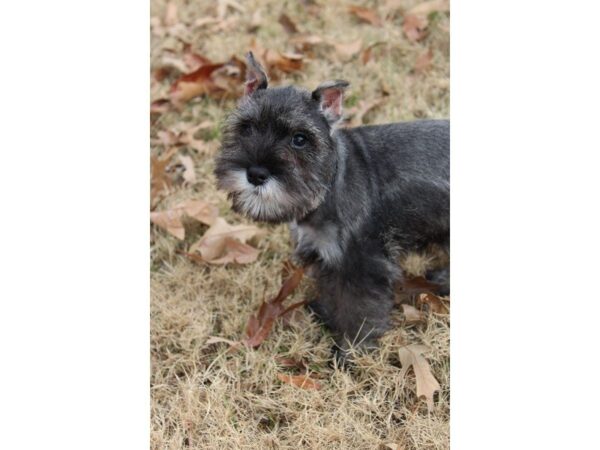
402, 14, 429, 42
150, 200, 219, 239
403, 0, 449, 43
247, 41, 304, 79
402, 304, 427, 323
189, 217, 263, 263
164, 1, 178, 27
151, 98, 171, 114
209, 237, 260, 264
348, 5, 383, 27
178, 155, 196, 184
244, 267, 305, 347
278, 13, 298, 34
417, 292, 449, 315
154, 121, 215, 154
265, 49, 303, 74
170, 63, 226, 103
277, 373, 322, 390
398, 344, 441, 411
160, 53, 189, 74
290, 34, 323, 52
150, 147, 178, 207
333, 39, 363, 61
179, 199, 218, 225
414, 48, 434, 73
182, 44, 213, 72
150, 208, 185, 239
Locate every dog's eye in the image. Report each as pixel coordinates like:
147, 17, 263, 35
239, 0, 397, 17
291, 133, 308, 148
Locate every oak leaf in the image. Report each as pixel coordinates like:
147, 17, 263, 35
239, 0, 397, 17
401, 304, 427, 324
348, 5, 383, 27
398, 344, 441, 411
150, 200, 218, 239
277, 373, 322, 390
417, 292, 449, 315
403, 0, 449, 43
150, 147, 178, 207
189, 217, 263, 264
244, 267, 305, 347
278, 13, 299, 34
178, 155, 196, 184
333, 39, 363, 61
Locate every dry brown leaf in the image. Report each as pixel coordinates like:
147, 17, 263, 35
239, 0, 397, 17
170, 63, 226, 102
209, 238, 260, 264
160, 53, 189, 75
290, 34, 323, 52
178, 155, 196, 184
414, 48, 434, 73
402, 14, 429, 42
402, 304, 427, 323
244, 267, 305, 348
398, 344, 441, 411
164, 1, 178, 27
150, 208, 185, 240
277, 373, 322, 390
156, 121, 214, 155
150, 147, 178, 207
278, 13, 298, 34
348, 5, 383, 27
151, 98, 171, 115
403, 0, 449, 43
333, 39, 363, 61
189, 217, 262, 263
265, 49, 303, 74
417, 292, 449, 315
150, 200, 218, 239
182, 44, 213, 72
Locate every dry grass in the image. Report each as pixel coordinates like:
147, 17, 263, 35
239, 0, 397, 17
151, 0, 449, 448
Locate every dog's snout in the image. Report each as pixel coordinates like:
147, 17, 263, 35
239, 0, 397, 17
247, 166, 270, 186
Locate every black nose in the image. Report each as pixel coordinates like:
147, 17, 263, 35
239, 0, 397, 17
247, 166, 270, 186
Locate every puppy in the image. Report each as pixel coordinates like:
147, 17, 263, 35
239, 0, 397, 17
215, 52, 449, 356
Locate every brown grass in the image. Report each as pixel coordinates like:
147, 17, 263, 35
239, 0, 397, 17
151, 0, 449, 448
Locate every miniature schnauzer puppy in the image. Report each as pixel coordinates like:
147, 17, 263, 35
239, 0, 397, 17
215, 52, 449, 356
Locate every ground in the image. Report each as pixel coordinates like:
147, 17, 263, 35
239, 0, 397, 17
151, 1, 450, 448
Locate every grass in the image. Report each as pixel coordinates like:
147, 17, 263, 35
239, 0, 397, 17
151, 0, 449, 448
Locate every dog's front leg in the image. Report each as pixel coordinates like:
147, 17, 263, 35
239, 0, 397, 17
310, 244, 400, 360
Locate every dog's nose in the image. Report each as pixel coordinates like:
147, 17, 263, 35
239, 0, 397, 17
247, 166, 270, 186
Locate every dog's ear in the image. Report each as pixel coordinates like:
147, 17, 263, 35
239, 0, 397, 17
244, 51, 268, 96
312, 80, 350, 125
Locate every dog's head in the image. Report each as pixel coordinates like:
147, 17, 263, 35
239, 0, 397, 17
214, 52, 349, 223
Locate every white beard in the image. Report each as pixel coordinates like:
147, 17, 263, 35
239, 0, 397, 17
224, 170, 296, 221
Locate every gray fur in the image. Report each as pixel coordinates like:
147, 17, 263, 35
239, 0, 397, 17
214, 55, 449, 357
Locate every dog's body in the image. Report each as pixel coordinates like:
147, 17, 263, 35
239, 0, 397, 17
215, 53, 449, 354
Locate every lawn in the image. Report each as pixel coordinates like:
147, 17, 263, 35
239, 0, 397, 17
151, 0, 450, 448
